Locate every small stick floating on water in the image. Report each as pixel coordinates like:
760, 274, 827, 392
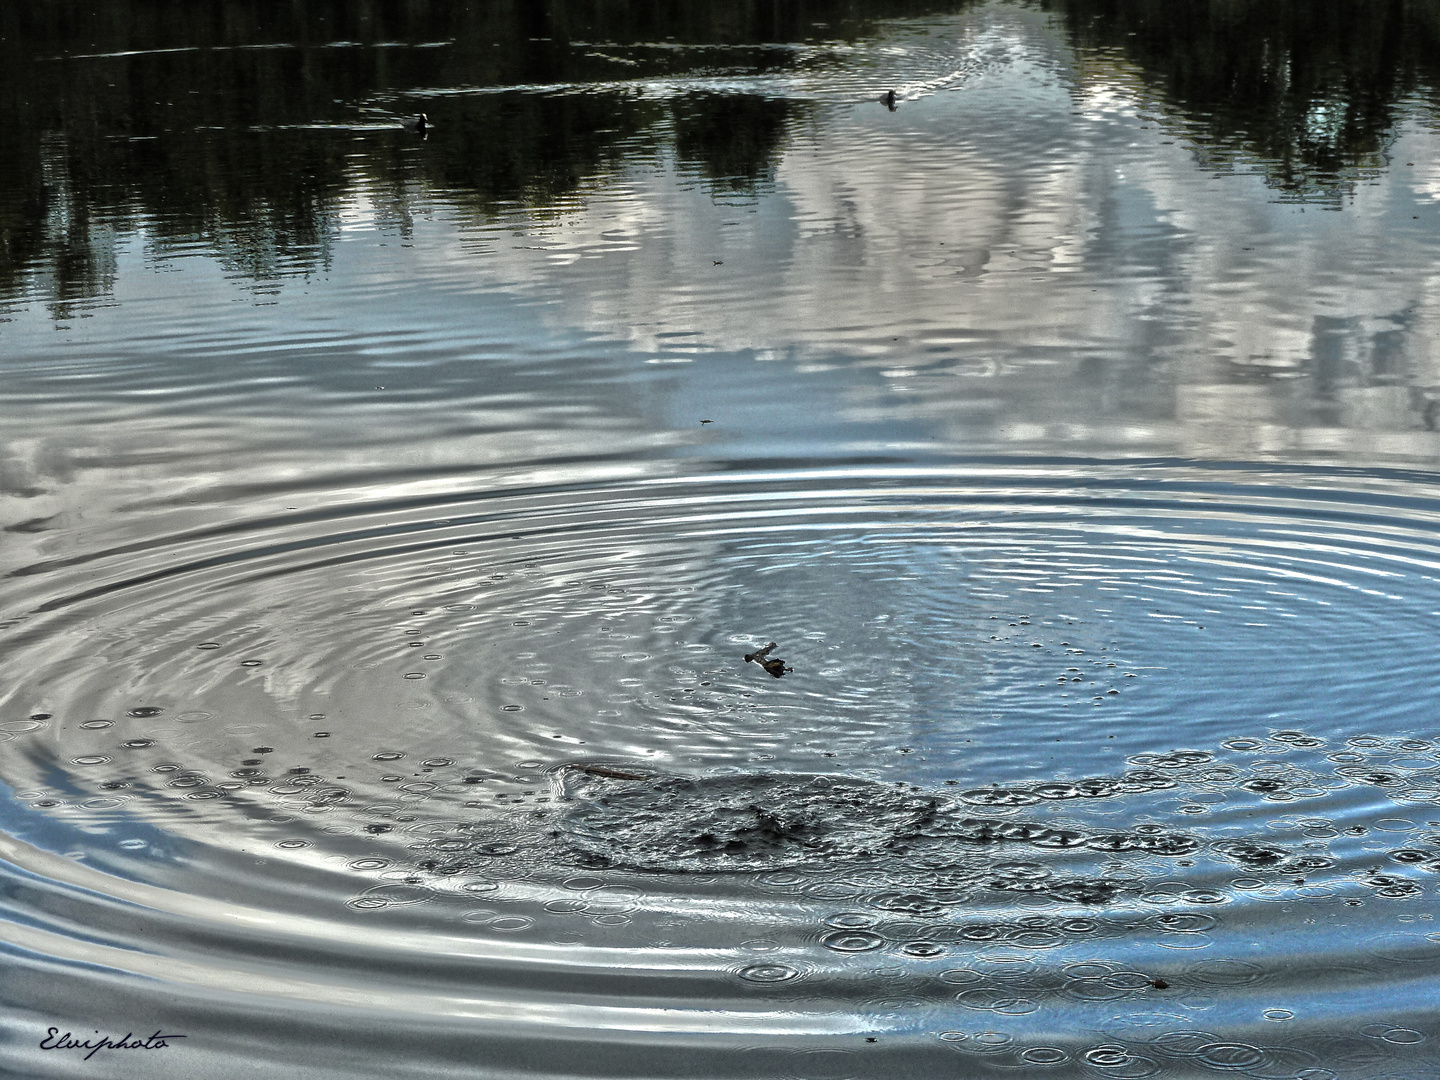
744, 641, 777, 663
568, 763, 650, 781
744, 641, 793, 678
551, 762, 652, 802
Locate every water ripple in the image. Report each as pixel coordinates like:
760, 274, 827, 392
3, 460, 1440, 1074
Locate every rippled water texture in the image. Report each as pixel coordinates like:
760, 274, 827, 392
6, 2, 1440, 1077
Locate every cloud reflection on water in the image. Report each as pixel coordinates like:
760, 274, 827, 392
4, 1, 1440, 545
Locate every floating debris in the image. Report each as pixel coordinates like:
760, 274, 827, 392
569, 763, 650, 781
744, 641, 793, 678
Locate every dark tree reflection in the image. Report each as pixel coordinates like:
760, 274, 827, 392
0, 0, 976, 309
6, 0, 1440, 312
673, 94, 796, 195
1044, 0, 1440, 201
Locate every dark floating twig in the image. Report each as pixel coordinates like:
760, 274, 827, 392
744, 641, 793, 678
570, 763, 650, 781
551, 761, 653, 801
743, 642, 777, 662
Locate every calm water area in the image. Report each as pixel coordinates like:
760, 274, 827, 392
7, 2, 1440, 1077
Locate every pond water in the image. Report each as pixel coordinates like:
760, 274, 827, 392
5, 1, 1440, 1077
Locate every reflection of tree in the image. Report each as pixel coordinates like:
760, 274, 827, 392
544, 0, 974, 49
673, 94, 796, 195
35, 1, 1440, 308
1045, 0, 1440, 202
2, 0, 979, 311
428, 93, 664, 213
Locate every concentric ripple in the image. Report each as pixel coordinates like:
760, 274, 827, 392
4, 460, 1440, 1077
6, 461, 1440, 777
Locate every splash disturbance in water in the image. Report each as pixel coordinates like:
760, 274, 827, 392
7, 0, 1440, 1077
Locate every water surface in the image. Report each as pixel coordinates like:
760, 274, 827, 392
6, 2, 1440, 1077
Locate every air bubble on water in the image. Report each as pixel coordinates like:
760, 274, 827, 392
561, 876, 603, 891
735, 962, 804, 984
1367, 1026, 1423, 1044
1374, 818, 1418, 832
823, 912, 877, 930
901, 941, 945, 957
488, 917, 535, 932
475, 843, 519, 856
1149, 913, 1218, 934
821, 930, 885, 952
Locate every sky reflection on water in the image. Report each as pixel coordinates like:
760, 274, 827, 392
6, 0, 1440, 497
